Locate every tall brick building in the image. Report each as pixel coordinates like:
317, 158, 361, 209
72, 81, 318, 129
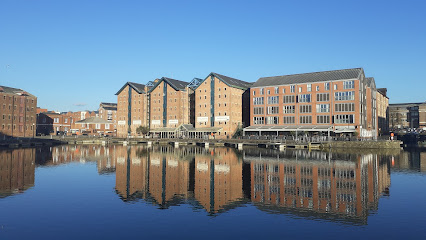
389, 102, 426, 130
0, 86, 37, 138
376, 88, 389, 135
116, 82, 150, 137
192, 73, 251, 139
244, 68, 379, 138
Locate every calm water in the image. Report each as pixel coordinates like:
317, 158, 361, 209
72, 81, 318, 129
0, 145, 425, 239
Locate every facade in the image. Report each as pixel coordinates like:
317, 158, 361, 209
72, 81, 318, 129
75, 117, 113, 136
376, 88, 389, 135
98, 102, 117, 135
148, 77, 192, 137
36, 110, 99, 136
389, 102, 426, 130
0, 86, 37, 138
245, 68, 378, 138
193, 73, 251, 139
116, 82, 149, 137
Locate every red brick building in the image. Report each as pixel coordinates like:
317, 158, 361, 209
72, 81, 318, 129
244, 68, 378, 138
0, 86, 37, 138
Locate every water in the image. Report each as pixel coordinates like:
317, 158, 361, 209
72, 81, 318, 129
0, 145, 425, 239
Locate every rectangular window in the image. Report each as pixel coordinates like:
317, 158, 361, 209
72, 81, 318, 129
260, 88, 264, 95
299, 87, 302, 92
54, 118, 59, 123
282, 88, 285, 94
334, 91, 355, 101
274, 87, 279, 94
335, 103, 355, 112
334, 114, 354, 124
253, 117, 265, 125
298, 94, 311, 103
253, 97, 264, 105
334, 84, 337, 90
307, 84, 312, 92
317, 115, 330, 124
283, 105, 295, 114
283, 95, 295, 103
267, 96, 279, 104
325, 82, 330, 90
267, 106, 279, 114
290, 85, 295, 93
253, 90, 256, 96
299, 105, 312, 113
266, 116, 279, 125
253, 107, 264, 115
316, 86, 319, 91
283, 116, 295, 124
343, 80, 355, 89
299, 116, 312, 124
64, 118, 68, 123
316, 104, 330, 113
316, 93, 330, 102
105, 124, 110, 129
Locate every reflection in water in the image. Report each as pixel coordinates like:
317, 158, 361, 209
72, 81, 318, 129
0, 148, 35, 198
1, 145, 425, 224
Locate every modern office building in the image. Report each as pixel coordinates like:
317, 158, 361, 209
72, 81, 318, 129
389, 102, 426, 130
116, 82, 150, 137
0, 85, 37, 138
244, 68, 378, 138
192, 73, 251, 139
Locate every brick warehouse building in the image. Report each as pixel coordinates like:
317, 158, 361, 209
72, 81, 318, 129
244, 68, 378, 138
192, 73, 252, 139
148, 77, 193, 138
0, 86, 37, 138
116, 82, 150, 137
98, 102, 117, 133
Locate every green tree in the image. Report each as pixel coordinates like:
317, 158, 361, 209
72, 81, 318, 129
136, 126, 150, 137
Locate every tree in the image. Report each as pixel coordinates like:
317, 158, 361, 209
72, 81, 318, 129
136, 126, 150, 137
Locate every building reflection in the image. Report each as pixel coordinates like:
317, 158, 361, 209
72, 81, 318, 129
0, 148, 35, 198
390, 150, 426, 173
244, 148, 391, 224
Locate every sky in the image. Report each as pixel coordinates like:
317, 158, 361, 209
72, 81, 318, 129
0, 0, 425, 112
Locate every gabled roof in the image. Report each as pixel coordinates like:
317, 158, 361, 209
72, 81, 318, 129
365, 77, 376, 89
0, 85, 36, 98
75, 117, 110, 124
147, 77, 189, 93
252, 68, 364, 88
115, 82, 146, 95
193, 72, 252, 91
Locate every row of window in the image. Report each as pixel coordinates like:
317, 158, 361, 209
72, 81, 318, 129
253, 115, 354, 125
252, 81, 355, 96
253, 103, 355, 115
253, 91, 355, 105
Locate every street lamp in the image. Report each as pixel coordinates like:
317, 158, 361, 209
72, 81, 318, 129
33, 123, 35, 138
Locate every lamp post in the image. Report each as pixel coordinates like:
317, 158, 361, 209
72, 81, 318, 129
33, 123, 35, 138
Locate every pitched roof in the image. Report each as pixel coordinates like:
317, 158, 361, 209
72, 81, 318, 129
75, 117, 110, 124
212, 72, 252, 90
148, 77, 189, 93
115, 82, 146, 95
0, 85, 36, 97
252, 68, 363, 88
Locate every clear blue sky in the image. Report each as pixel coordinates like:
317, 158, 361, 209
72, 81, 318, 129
1, 0, 425, 112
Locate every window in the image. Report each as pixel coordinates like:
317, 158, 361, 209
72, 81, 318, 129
260, 88, 264, 95
282, 88, 286, 94
253, 107, 264, 115
299, 105, 312, 113
283, 95, 295, 103
253, 117, 264, 125
283, 116, 295, 124
298, 94, 311, 103
267, 90, 270, 95
253, 90, 256, 96
343, 80, 355, 89
334, 114, 354, 124
307, 84, 312, 92
317, 115, 330, 124
324, 83, 330, 91
266, 116, 279, 125
335, 91, 355, 101
290, 85, 295, 93
300, 116, 312, 124
316, 104, 330, 113
54, 118, 59, 123
64, 118, 68, 123
316, 93, 330, 102
253, 97, 264, 105
316, 86, 319, 91
334, 84, 337, 90
267, 106, 279, 114
283, 105, 295, 114
335, 103, 355, 112
274, 87, 279, 94
267, 96, 279, 104
299, 87, 302, 92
